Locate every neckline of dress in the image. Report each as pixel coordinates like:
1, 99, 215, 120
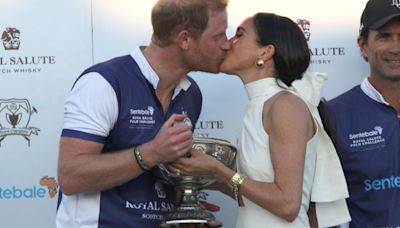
244, 77, 285, 100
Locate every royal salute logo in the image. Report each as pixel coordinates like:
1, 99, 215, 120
297, 19, 311, 42
0, 98, 40, 146
0, 26, 56, 74
1, 27, 20, 50
296, 17, 346, 65
194, 120, 224, 138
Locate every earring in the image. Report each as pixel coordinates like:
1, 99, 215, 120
256, 59, 264, 68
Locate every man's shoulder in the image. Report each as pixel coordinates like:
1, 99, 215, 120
87, 55, 134, 72
328, 85, 362, 108
80, 55, 140, 82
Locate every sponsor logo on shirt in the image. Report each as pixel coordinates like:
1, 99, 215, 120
130, 106, 154, 115
129, 106, 156, 129
124, 180, 173, 220
348, 126, 385, 149
125, 200, 174, 221
125, 201, 174, 212
365, 175, 400, 192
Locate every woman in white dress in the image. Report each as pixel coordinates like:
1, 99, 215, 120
171, 13, 350, 227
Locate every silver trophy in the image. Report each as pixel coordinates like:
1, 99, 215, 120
157, 136, 237, 227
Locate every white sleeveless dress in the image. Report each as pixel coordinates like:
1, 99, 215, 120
235, 74, 351, 228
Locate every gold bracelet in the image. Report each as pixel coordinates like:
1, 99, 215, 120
230, 173, 246, 204
133, 145, 151, 171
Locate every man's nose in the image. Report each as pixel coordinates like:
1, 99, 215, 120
390, 35, 400, 54
222, 38, 232, 51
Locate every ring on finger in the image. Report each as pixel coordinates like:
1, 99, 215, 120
176, 169, 181, 176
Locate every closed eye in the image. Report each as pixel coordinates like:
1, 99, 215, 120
235, 27, 245, 38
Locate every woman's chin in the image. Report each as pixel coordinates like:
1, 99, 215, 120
218, 65, 233, 75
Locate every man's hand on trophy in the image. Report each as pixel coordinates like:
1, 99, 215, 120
147, 114, 193, 165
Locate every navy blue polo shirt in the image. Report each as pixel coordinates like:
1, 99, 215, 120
57, 53, 202, 228
328, 86, 400, 228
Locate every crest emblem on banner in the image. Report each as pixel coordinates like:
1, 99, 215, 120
297, 19, 311, 42
1, 27, 21, 50
0, 98, 40, 146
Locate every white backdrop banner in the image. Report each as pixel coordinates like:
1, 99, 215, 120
0, 0, 368, 227
0, 0, 92, 227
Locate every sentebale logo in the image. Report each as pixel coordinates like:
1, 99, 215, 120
0, 176, 59, 199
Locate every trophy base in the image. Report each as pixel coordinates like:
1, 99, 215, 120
156, 137, 238, 228
159, 204, 222, 228
160, 219, 221, 228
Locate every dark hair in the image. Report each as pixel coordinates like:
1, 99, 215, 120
151, 0, 228, 47
359, 32, 369, 62
317, 98, 337, 144
253, 13, 310, 86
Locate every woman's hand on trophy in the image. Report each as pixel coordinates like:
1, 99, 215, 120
199, 200, 220, 212
168, 148, 217, 176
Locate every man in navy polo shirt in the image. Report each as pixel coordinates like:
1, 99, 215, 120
56, 0, 231, 227
327, 0, 400, 227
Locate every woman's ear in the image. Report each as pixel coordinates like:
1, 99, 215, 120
259, 44, 275, 62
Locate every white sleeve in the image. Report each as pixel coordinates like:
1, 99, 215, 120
63, 72, 118, 137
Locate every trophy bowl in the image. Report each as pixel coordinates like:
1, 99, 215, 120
157, 137, 237, 228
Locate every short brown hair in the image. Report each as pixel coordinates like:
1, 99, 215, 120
151, 0, 228, 47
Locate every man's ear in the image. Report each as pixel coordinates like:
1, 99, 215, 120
357, 36, 368, 61
176, 30, 190, 50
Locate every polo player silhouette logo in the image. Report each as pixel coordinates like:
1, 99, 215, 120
0, 98, 40, 146
1, 27, 21, 50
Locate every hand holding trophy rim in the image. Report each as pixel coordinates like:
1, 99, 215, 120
157, 117, 237, 227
